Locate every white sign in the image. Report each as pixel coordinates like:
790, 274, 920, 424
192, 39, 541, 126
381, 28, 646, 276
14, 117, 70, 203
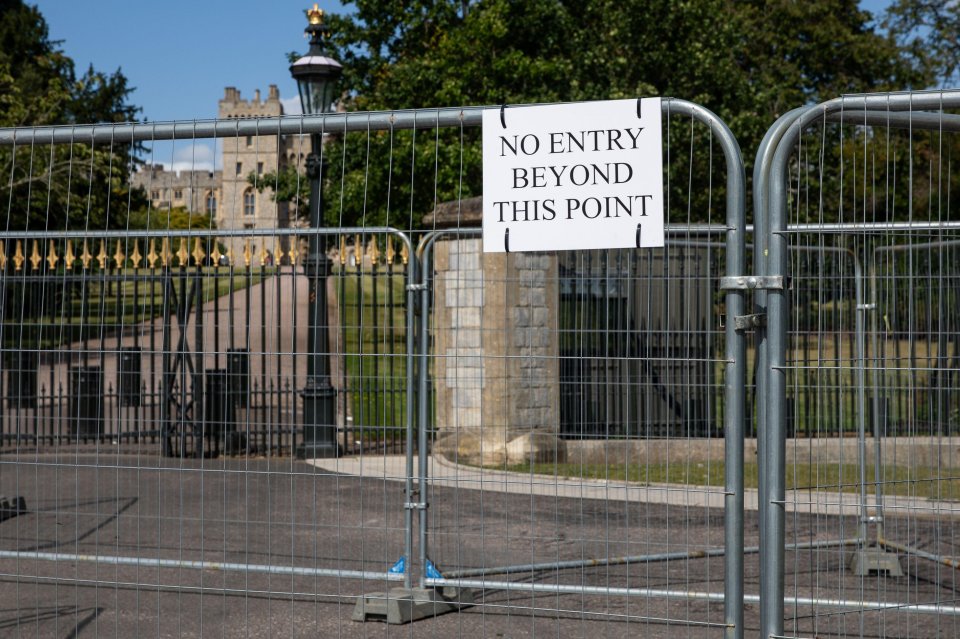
482, 99, 664, 253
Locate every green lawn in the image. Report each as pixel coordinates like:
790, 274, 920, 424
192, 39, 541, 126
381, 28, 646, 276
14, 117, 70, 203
495, 461, 960, 500
336, 271, 409, 433
7, 267, 271, 348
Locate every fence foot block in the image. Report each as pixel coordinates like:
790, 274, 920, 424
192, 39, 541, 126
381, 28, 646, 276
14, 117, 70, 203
0, 495, 26, 522
351, 587, 473, 624
849, 544, 903, 577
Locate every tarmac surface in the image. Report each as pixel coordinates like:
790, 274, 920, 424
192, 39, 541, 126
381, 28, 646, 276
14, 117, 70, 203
0, 451, 956, 637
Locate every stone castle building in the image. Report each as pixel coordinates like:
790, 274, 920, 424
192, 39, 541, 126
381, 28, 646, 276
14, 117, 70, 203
131, 84, 310, 261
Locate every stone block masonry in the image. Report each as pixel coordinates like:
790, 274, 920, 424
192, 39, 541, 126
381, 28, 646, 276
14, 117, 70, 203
432, 239, 559, 439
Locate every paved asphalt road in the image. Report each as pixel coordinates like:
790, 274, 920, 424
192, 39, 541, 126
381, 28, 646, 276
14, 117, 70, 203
0, 452, 955, 637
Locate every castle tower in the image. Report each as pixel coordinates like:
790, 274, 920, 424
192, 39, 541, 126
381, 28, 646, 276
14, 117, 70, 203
218, 84, 309, 262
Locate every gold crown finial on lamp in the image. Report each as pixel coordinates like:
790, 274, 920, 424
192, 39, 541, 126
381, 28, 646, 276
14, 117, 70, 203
307, 4, 324, 25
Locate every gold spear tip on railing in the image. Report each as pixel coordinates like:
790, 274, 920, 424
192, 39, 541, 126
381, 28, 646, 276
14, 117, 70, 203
46, 240, 59, 270
29, 239, 42, 271
13, 240, 23, 271
307, 4, 324, 25
160, 237, 172, 268
80, 240, 92, 269
177, 238, 190, 268
146, 239, 158, 269
96, 239, 108, 269
288, 239, 298, 265
210, 243, 223, 268
130, 241, 143, 269
192, 237, 206, 265
113, 240, 126, 269
386, 236, 395, 264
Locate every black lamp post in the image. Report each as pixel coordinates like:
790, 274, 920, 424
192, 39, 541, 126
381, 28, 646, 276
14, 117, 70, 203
292, 4, 343, 459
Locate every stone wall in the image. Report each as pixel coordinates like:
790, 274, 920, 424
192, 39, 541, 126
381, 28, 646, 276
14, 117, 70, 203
432, 238, 561, 463
130, 165, 221, 215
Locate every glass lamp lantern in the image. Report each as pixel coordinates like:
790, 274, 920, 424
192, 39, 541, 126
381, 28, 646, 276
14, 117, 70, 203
289, 4, 343, 115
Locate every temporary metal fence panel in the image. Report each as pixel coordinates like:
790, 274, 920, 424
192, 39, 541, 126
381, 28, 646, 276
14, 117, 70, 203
0, 99, 748, 636
758, 91, 960, 639
416, 99, 748, 637
0, 110, 423, 637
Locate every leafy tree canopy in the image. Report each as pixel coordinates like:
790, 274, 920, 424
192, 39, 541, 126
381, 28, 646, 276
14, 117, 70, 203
0, 0, 146, 230
885, 0, 960, 87
247, 166, 310, 223
127, 206, 214, 232
307, 0, 929, 227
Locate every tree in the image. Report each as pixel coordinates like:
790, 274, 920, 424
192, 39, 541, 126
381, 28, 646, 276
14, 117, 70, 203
246, 166, 310, 223
309, 0, 927, 227
0, 0, 146, 231
885, 1, 960, 87
127, 206, 215, 232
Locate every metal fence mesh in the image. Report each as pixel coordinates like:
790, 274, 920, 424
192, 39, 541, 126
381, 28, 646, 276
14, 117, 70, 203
766, 95, 960, 638
0, 102, 750, 636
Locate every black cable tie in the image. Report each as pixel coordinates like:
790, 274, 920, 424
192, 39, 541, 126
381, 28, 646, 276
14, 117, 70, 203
504, 227, 510, 253
635, 223, 642, 248
636, 98, 642, 119
500, 104, 507, 129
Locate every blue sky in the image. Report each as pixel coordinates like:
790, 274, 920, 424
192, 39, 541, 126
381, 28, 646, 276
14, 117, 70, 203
33, 0, 893, 171
35, 0, 350, 171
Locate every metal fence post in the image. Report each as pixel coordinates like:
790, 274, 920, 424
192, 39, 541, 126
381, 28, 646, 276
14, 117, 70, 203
754, 107, 811, 637
404, 231, 418, 591
713, 107, 747, 639
415, 228, 483, 597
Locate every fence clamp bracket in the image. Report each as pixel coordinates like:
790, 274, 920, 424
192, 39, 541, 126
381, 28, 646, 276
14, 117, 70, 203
733, 313, 766, 331
720, 275, 784, 291
406, 283, 428, 292
404, 502, 428, 510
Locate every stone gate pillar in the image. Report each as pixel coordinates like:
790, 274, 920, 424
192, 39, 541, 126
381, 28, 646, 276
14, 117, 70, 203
427, 198, 564, 465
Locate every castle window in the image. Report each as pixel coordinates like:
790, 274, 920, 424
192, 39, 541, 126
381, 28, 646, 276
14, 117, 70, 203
206, 192, 217, 216
236, 162, 242, 176
257, 162, 263, 175
174, 189, 183, 200
151, 190, 159, 200
246, 136, 252, 147
243, 189, 255, 216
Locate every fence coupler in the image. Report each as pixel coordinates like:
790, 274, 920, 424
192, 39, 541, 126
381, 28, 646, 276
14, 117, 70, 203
733, 313, 766, 331
720, 275, 785, 290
